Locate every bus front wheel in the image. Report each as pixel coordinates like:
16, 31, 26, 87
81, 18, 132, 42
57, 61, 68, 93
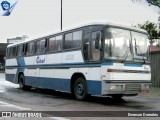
74, 77, 87, 100
19, 74, 31, 90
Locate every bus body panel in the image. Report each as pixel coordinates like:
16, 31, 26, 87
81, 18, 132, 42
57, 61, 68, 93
62, 51, 84, 64
101, 63, 151, 95
5, 67, 17, 83
5, 23, 151, 98
24, 56, 35, 66
6, 59, 17, 66
47, 53, 62, 64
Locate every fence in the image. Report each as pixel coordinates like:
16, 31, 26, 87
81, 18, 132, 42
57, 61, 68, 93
150, 52, 160, 88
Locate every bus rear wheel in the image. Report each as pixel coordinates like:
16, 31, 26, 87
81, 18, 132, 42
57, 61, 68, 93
19, 74, 31, 90
74, 77, 87, 100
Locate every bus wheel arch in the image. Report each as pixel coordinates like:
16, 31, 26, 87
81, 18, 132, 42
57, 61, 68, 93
70, 73, 88, 100
18, 73, 31, 90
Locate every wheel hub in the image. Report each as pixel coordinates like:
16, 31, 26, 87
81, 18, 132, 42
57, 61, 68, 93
77, 84, 84, 95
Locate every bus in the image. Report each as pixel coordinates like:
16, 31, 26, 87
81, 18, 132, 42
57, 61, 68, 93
5, 23, 151, 100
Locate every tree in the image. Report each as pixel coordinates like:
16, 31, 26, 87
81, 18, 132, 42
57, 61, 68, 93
136, 21, 159, 44
132, 0, 160, 8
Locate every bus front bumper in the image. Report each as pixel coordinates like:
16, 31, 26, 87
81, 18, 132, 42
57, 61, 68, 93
102, 81, 151, 96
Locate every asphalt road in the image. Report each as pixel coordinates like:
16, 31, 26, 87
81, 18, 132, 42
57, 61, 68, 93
0, 73, 159, 120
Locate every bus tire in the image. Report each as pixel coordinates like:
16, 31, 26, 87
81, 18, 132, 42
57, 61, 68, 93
19, 74, 31, 90
74, 77, 87, 100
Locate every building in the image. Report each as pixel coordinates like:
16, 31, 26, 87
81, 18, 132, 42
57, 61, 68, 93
0, 35, 28, 70
7, 35, 28, 44
149, 45, 160, 88
0, 43, 8, 69
7, 37, 24, 44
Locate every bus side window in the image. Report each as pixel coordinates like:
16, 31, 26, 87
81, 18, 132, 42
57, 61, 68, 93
23, 44, 26, 55
73, 31, 82, 48
18, 44, 25, 56
36, 39, 46, 54
18, 45, 21, 56
91, 31, 101, 61
8, 46, 16, 58
83, 33, 90, 61
64, 30, 82, 50
55, 35, 62, 51
26, 42, 35, 56
48, 35, 62, 52
6, 48, 10, 58
12, 47, 17, 58
9, 47, 12, 58
15, 46, 18, 57
64, 33, 72, 49
48, 37, 56, 52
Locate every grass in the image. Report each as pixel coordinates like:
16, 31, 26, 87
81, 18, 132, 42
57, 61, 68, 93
138, 87, 160, 99
149, 87, 160, 96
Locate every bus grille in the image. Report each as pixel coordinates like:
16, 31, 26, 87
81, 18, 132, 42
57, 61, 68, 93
124, 84, 141, 94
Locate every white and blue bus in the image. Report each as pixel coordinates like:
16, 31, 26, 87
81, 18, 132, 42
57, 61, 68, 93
5, 23, 151, 100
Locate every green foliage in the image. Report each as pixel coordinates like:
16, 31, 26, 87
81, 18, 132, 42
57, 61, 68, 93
132, 0, 160, 7
137, 21, 159, 44
146, 0, 160, 7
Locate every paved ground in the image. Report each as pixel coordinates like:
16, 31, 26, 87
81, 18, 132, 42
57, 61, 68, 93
0, 73, 160, 120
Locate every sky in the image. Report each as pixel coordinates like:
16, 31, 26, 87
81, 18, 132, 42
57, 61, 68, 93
0, 0, 159, 43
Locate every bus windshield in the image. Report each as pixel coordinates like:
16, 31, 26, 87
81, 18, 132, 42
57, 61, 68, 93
132, 31, 148, 61
104, 27, 149, 62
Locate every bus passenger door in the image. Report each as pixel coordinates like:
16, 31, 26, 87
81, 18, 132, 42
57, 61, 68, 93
83, 33, 90, 61
83, 30, 102, 95
90, 31, 102, 61
83, 31, 102, 62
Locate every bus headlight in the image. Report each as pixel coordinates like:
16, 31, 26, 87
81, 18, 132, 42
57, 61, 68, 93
110, 84, 124, 91
141, 84, 150, 90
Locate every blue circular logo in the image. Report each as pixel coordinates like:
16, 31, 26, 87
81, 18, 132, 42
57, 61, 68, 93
1, 1, 10, 10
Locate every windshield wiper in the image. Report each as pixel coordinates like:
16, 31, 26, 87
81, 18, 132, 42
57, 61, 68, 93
115, 46, 131, 63
120, 40, 132, 63
123, 46, 131, 63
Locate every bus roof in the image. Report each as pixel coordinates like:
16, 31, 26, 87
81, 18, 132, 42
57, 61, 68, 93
7, 22, 147, 47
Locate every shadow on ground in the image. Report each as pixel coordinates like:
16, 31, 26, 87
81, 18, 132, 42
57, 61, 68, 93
11, 87, 153, 110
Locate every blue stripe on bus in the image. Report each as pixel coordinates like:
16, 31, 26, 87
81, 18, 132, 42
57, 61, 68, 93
124, 63, 142, 67
15, 57, 26, 83
6, 61, 143, 69
17, 57, 26, 67
25, 76, 71, 92
5, 62, 101, 68
101, 62, 113, 65
5, 62, 108, 68
87, 80, 101, 95
5, 74, 15, 83
5, 74, 102, 95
